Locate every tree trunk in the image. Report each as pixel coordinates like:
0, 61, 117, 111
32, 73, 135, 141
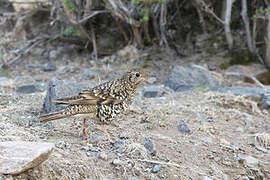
264, 8, 270, 69
224, 0, 235, 49
241, 0, 254, 54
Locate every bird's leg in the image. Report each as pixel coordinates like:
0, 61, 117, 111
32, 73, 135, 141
82, 117, 88, 140
100, 123, 114, 144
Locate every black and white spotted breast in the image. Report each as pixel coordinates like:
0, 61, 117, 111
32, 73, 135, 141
98, 102, 129, 123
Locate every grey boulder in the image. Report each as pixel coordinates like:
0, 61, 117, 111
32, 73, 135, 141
0, 141, 54, 175
165, 65, 222, 92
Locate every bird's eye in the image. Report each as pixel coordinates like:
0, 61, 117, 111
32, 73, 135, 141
135, 73, 140, 77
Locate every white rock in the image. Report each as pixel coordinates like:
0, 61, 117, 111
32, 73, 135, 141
0, 141, 54, 175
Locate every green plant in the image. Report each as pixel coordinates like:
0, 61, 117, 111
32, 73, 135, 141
252, 7, 268, 19
63, 0, 75, 10
62, 26, 78, 36
132, 0, 165, 22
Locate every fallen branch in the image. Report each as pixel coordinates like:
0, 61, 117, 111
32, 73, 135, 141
138, 159, 181, 168
225, 72, 265, 88
1, 36, 48, 69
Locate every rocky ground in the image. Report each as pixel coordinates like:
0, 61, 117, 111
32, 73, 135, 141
0, 43, 270, 180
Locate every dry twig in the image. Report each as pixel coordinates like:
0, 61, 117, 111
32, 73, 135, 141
138, 159, 181, 168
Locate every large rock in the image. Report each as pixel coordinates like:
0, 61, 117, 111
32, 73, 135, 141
165, 65, 222, 92
42, 79, 91, 113
0, 141, 54, 175
218, 87, 270, 102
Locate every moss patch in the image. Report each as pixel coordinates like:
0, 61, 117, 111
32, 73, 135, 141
256, 71, 270, 85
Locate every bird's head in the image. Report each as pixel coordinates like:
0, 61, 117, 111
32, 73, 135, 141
124, 69, 152, 87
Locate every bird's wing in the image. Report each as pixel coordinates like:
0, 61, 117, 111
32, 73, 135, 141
55, 82, 122, 105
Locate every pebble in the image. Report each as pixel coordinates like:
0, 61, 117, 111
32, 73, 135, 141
234, 127, 244, 133
146, 77, 157, 84
245, 156, 259, 168
0, 77, 14, 87
86, 151, 99, 157
255, 146, 268, 153
43, 63, 57, 72
16, 85, 37, 94
143, 138, 155, 154
143, 86, 163, 98
151, 165, 161, 173
236, 154, 259, 168
112, 159, 123, 166
99, 152, 108, 161
177, 120, 191, 134
201, 137, 213, 144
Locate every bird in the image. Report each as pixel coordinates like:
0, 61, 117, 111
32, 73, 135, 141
39, 69, 151, 143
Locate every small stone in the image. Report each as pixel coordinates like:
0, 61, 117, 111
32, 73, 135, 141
0, 141, 54, 175
43, 63, 57, 72
86, 151, 99, 157
16, 85, 37, 94
255, 146, 268, 153
245, 156, 259, 168
222, 161, 232, 166
146, 77, 157, 84
143, 85, 164, 98
151, 165, 161, 173
99, 152, 108, 161
0, 77, 14, 87
177, 120, 191, 134
237, 155, 259, 168
201, 137, 213, 144
234, 127, 244, 133
143, 138, 155, 154
112, 159, 123, 166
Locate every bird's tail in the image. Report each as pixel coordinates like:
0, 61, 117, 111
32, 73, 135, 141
39, 110, 73, 122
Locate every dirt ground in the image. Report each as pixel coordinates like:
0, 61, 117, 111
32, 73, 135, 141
0, 50, 270, 180
0, 25, 269, 179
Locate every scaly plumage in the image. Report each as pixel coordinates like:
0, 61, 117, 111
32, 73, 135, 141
39, 69, 150, 143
